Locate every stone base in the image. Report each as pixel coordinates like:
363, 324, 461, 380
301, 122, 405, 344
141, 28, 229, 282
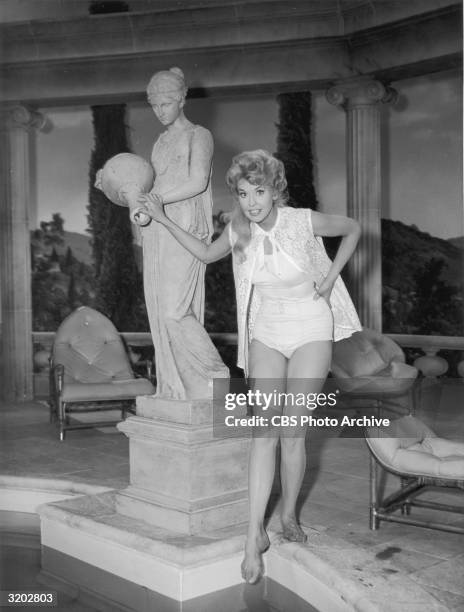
37, 491, 355, 611
38, 491, 246, 605
116, 486, 248, 534
116, 395, 250, 534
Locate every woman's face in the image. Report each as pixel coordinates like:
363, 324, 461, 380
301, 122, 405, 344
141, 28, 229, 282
149, 94, 184, 126
236, 178, 276, 224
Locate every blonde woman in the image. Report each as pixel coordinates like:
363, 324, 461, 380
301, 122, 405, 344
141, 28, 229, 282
141, 149, 362, 583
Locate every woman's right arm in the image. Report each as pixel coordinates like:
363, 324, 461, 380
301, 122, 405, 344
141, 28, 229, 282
140, 193, 231, 263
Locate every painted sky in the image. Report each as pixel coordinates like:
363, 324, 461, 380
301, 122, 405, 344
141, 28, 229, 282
34, 71, 462, 240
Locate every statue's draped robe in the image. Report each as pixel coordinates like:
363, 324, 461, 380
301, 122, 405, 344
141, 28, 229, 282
141, 124, 228, 399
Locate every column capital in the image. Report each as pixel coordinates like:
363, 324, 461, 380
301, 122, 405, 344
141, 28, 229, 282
326, 78, 398, 110
0, 105, 47, 131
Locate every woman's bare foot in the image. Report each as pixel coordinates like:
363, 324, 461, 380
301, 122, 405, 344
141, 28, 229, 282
241, 528, 270, 584
281, 516, 307, 543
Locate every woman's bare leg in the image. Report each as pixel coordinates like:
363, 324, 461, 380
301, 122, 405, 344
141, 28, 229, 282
242, 340, 286, 583
280, 340, 332, 541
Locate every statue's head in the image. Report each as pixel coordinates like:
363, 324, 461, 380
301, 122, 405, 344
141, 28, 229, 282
146, 67, 187, 105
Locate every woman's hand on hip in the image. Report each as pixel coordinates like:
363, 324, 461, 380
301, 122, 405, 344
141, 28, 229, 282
314, 278, 334, 305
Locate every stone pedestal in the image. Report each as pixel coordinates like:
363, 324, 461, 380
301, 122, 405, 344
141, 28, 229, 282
116, 396, 250, 534
326, 79, 398, 331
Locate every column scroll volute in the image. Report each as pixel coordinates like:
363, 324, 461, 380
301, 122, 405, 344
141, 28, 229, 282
326, 78, 398, 109
0, 105, 48, 132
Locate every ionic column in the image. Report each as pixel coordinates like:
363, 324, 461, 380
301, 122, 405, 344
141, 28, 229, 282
0, 106, 46, 401
326, 79, 397, 331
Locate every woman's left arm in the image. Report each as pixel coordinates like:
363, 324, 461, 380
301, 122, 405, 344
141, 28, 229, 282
311, 211, 361, 300
151, 128, 213, 206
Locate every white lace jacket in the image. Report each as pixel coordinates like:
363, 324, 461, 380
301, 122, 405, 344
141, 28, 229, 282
229, 207, 362, 375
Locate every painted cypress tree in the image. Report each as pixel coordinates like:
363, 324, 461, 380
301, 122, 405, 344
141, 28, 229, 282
50, 247, 59, 264
274, 92, 318, 210
67, 272, 77, 309
87, 105, 147, 332
64, 246, 74, 270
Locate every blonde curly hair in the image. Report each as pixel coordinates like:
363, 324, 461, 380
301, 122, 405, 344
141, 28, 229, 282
225, 150, 288, 258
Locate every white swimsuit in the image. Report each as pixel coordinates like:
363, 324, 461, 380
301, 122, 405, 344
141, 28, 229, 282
251, 230, 333, 359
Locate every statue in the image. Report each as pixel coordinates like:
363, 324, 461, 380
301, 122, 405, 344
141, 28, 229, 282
97, 68, 228, 400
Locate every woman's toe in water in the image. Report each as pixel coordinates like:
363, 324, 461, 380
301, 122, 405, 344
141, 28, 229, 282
241, 554, 264, 584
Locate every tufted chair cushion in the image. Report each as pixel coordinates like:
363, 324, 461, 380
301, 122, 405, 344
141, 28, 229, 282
332, 328, 405, 378
366, 416, 464, 480
54, 306, 135, 384
331, 328, 418, 397
50, 306, 155, 439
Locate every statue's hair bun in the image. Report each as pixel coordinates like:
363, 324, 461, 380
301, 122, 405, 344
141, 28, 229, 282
146, 67, 187, 98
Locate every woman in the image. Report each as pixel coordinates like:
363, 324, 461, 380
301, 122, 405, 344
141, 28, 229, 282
135, 67, 228, 400
141, 149, 362, 583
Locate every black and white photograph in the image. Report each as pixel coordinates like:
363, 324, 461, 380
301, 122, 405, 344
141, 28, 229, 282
0, 1, 463, 611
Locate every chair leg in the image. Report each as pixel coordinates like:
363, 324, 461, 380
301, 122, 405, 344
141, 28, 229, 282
370, 504, 379, 530
58, 399, 66, 441
400, 477, 411, 515
49, 399, 56, 423
400, 477, 407, 515
369, 453, 380, 530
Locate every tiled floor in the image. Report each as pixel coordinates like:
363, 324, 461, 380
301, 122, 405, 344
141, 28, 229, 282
1, 378, 463, 611
0, 403, 130, 489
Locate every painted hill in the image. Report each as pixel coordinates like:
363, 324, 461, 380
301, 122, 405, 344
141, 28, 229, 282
382, 219, 462, 291
448, 236, 464, 251
55, 223, 463, 292
30, 218, 462, 337
382, 219, 463, 336
59, 231, 143, 270
58, 231, 93, 266
32, 230, 93, 266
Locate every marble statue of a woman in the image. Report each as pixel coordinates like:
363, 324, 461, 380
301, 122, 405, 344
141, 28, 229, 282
135, 67, 228, 399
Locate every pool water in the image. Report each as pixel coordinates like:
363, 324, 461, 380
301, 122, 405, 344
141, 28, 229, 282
1, 538, 319, 612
